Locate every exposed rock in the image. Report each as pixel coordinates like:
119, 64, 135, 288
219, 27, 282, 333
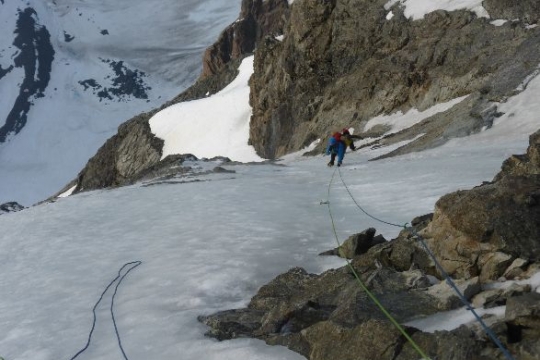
472, 283, 531, 308
198, 259, 536, 359
200, 264, 443, 340
503, 258, 529, 280
0, 201, 25, 215
483, 0, 540, 24
505, 293, 540, 358
0, 7, 54, 143
351, 226, 435, 275
495, 130, 540, 181
338, 228, 382, 258
200, 0, 290, 79
74, 114, 163, 193
506, 293, 540, 329
299, 320, 489, 360
425, 277, 482, 310
198, 309, 265, 341
320, 227, 387, 259
478, 252, 514, 282
418, 129, 540, 280
249, 0, 540, 159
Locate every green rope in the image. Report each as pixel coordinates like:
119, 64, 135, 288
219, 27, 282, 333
326, 167, 431, 360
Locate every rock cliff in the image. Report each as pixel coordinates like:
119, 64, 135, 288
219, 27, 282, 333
249, 0, 540, 158
69, 0, 540, 194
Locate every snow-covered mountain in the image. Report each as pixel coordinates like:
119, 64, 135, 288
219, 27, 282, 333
0, 0, 241, 206
0, 54, 539, 359
1, 0, 540, 358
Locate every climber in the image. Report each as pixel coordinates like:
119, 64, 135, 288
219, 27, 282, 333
325, 132, 345, 167
326, 128, 363, 167
341, 128, 363, 151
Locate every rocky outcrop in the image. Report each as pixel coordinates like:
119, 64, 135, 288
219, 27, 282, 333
484, 0, 540, 24
200, 0, 290, 79
74, 114, 163, 193
495, 129, 540, 181
0, 201, 24, 215
249, 0, 540, 158
320, 227, 386, 258
424, 130, 540, 280
72, 132, 235, 192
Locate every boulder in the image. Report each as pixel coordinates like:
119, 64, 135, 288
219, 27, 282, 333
425, 277, 482, 310
478, 252, 514, 282
506, 293, 540, 329
338, 227, 375, 258
503, 258, 529, 280
472, 283, 531, 308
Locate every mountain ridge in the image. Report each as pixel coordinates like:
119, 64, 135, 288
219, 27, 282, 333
65, 0, 540, 199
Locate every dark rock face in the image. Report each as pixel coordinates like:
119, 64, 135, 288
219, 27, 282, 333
78, 59, 151, 102
248, 0, 540, 158
200, 0, 290, 79
0, 7, 54, 142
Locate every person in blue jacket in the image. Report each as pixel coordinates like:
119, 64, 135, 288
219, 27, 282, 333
326, 132, 346, 167
326, 128, 363, 167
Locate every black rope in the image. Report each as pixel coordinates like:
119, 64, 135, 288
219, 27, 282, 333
68, 261, 142, 360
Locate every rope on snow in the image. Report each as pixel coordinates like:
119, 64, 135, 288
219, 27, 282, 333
68, 261, 142, 360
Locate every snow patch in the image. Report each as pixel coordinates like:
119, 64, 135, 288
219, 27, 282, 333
149, 56, 263, 163
363, 95, 468, 135
384, 0, 489, 20
57, 185, 76, 198
490, 19, 508, 26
